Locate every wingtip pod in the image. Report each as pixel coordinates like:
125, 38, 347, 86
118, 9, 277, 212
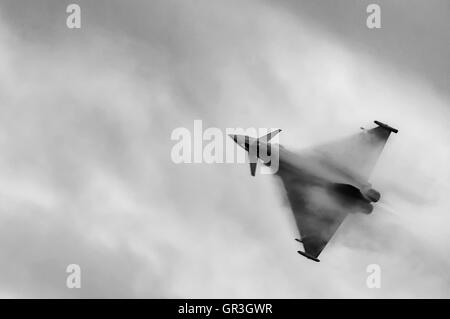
297, 251, 320, 262
374, 120, 399, 134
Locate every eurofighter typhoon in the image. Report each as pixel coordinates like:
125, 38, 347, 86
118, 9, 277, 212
229, 121, 398, 262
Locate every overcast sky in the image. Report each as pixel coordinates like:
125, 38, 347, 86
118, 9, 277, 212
0, 0, 448, 298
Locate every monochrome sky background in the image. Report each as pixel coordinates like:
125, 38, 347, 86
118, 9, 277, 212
0, 0, 448, 298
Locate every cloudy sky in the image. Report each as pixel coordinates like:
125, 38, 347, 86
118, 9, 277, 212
0, 0, 448, 298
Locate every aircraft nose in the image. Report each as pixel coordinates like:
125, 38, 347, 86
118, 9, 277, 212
228, 134, 246, 148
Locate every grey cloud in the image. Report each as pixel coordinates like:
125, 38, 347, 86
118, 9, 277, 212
274, 0, 450, 95
0, 0, 448, 298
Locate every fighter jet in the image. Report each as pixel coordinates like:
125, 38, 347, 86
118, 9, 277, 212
229, 120, 398, 262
